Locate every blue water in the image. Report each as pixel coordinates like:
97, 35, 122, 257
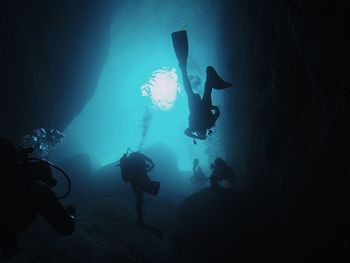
60, 0, 227, 171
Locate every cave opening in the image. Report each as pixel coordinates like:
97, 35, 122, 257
60, 0, 229, 172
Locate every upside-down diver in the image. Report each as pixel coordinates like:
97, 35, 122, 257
172, 30, 234, 143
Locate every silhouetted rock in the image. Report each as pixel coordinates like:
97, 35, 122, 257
175, 188, 273, 263
221, 1, 349, 261
0, 0, 116, 139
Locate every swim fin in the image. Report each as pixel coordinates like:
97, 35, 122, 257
171, 30, 189, 67
206, 66, 234, 89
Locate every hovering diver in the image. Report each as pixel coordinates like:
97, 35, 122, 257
209, 157, 236, 190
0, 139, 75, 260
191, 158, 209, 184
171, 30, 234, 143
118, 150, 160, 226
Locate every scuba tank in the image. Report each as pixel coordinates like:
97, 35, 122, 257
118, 149, 160, 196
119, 152, 148, 182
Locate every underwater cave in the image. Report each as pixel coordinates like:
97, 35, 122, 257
0, 0, 348, 262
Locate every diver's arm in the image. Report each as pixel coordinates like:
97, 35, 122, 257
142, 154, 155, 172
184, 128, 206, 140
184, 127, 198, 139
211, 105, 220, 120
34, 181, 75, 235
147, 161, 155, 172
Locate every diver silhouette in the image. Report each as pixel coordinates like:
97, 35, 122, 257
191, 158, 208, 184
210, 157, 236, 190
0, 139, 75, 260
172, 30, 234, 142
119, 151, 160, 226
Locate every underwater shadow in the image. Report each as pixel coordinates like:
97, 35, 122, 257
138, 223, 164, 240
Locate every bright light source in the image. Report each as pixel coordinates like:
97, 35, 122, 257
141, 67, 180, 110
59, 1, 225, 172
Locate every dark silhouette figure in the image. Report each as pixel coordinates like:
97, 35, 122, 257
172, 30, 233, 142
210, 158, 236, 190
0, 139, 75, 260
119, 151, 160, 226
191, 158, 208, 184
180, 64, 233, 142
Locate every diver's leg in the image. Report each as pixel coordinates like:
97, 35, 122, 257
206, 66, 233, 90
136, 191, 144, 225
201, 81, 215, 131
179, 64, 194, 96
210, 175, 219, 189
179, 64, 197, 112
132, 184, 144, 225
202, 81, 213, 108
152, 181, 160, 195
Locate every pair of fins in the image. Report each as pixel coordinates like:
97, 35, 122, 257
172, 30, 234, 90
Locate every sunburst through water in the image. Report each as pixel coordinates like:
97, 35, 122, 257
141, 67, 181, 110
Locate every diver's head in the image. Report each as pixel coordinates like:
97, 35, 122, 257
215, 158, 224, 166
193, 158, 199, 167
194, 119, 207, 136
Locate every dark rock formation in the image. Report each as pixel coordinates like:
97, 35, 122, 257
0, 0, 116, 140
218, 1, 349, 262
176, 188, 249, 262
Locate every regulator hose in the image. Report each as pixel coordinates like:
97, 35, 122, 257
27, 158, 71, 199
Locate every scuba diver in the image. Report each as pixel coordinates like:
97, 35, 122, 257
0, 138, 75, 260
118, 150, 160, 226
191, 158, 208, 184
210, 157, 236, 190
172, 30, 234, 143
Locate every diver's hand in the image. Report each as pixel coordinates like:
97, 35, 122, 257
65, 206, 76, 216
212, 105, 220, 121
211, 105, 220, 111
216, 107, 220, 116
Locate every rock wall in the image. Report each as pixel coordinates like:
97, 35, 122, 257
0, 0, 116, 139
220, 0, 349, 261
1, 1, 348, 261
